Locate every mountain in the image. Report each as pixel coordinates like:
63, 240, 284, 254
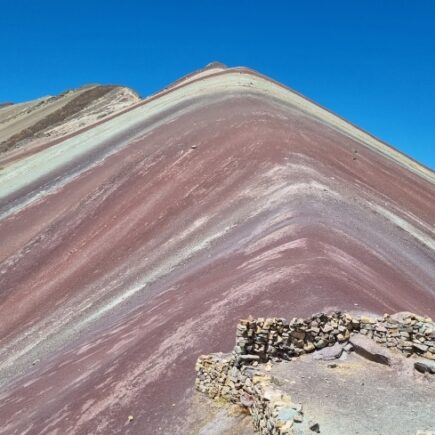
0, 64, 434, 434
0, 84, 139, 162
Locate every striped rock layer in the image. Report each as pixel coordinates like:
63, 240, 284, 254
0, 64, 434, 434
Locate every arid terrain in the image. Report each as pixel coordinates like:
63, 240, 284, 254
0, 63, 434, 434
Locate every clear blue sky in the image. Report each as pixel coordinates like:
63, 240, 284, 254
1, 0, 434, 169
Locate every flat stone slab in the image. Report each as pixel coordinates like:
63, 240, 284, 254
349, 334, 391, 365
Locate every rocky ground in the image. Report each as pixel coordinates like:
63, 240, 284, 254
269, 348, 435, 434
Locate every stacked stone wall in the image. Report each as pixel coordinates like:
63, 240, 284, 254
195, 311, 434, 434
234, 312, 434, 363
196, 354, 302, 434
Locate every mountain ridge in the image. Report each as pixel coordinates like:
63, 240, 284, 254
2, 65, 434, 180
0, 65, 433, 434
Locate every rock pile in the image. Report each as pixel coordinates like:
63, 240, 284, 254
195, 311, 434, 435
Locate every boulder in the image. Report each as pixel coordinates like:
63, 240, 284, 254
313, 342, 343, 361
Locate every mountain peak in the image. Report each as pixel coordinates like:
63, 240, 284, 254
0, 66, 434, 434
204, 61, 228, 69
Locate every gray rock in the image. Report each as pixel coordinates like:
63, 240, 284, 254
413, 343, 429, 353
343, 343, 354, 352
314, 339, 327, 350
309, 420, 320, 432
414, 360, 435, 374
350, 334, 391, 365
375, 324, 387, 333
315, 342, 343, 360
240, 393, 254, 407
293, 414, 303, 423
321, 324, 333, 333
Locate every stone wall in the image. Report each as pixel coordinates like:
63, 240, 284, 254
195, 311, 434, 434
234, 312, 435, 363
195, 354, 304, 434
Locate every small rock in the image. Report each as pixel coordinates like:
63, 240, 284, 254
240, 393, 254, 407
360, 316, 376, 324
327, 363, 337, 368
293, 414, 303, 423
343, 343, 354, 353
309, 420, 320, 432
413, 343, 429, 353
128, 415, 134, 422
314, 339, 327, 350
304, 342, 315, 352
280, 420, 294, 432
321, 324, 333, 333
414, 360, 435, 374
